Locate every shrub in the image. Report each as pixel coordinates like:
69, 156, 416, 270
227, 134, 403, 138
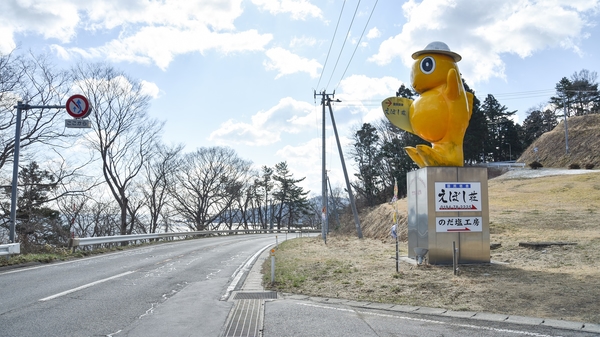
529, 161, 543, 170
585, 163, 595, 170
569, 163, 581, 169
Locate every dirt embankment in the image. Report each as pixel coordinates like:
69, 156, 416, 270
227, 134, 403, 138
518, 114, 600, 168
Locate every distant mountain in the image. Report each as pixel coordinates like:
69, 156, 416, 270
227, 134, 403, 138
518, 114, 600, 169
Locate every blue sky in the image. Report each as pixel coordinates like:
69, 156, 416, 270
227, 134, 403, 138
2, 0, 599, 195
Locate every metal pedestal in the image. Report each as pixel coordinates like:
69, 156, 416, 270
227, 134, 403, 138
407, 167, 490, 265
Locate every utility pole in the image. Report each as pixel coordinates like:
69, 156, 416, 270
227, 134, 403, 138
314, 90, 363, 240
315, 91, 329, 243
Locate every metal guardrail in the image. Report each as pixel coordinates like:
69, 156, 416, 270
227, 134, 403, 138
69, 229, 319, 249
486, 162, 526, 168
0, 243, 20, 257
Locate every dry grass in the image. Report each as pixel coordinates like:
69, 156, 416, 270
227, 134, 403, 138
265, 171, 600, 323
518, 114, 600, 168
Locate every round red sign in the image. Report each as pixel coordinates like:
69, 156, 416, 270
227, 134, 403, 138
66, 94, 91, 119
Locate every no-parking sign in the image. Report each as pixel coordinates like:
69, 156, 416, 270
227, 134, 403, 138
65, 94, 91, 119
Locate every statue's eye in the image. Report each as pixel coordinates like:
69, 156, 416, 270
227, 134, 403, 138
420, 56, 435, 74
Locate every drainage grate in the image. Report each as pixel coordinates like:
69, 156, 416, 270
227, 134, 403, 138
234, 292, 277, 300
223, 299, 263, 337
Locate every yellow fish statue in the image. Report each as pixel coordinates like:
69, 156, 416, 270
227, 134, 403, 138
382, 41, 473, 168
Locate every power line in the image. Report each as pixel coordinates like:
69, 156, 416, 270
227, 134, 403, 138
487, 89, 555, 102
324, 0, 362, 90
334, 0, 379, 91
315, 0, 347, 91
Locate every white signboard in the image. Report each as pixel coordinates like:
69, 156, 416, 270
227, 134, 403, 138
435, 182, 481, 212
436, 216, 483, 232
65, 119, 92, 128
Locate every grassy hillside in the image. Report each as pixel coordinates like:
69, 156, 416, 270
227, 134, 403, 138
518, 114, 600, 168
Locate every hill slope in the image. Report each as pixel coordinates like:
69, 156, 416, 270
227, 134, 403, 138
518, 114, 600, 168
354, 169, 600, 242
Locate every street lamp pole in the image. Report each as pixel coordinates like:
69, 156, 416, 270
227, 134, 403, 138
8, 102, 24, 243
9, 102, 65, 242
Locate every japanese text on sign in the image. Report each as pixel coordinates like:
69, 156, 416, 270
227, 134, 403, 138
383, 106, 409, 117
435, 182, 481, 211
65, 119, 92, 128
382, 98, 410, 117
436, 216, 483, 232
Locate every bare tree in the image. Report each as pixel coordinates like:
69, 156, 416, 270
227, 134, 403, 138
170, 146, 252, 231
140, 143, 183, 233
57, 194, 92, 237
0, 53, 98, 245
58, 193, 122, 239
71, 63, 163, 236
86, 198, 121, 237
225, 176, 257, 231
125, 183, 146, 234
0, 51, 71, 170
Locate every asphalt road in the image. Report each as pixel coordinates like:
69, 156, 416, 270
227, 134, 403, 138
0, 234, 282, 337
3, 233, 598, 337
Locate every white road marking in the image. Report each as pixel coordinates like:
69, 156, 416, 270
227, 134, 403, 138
221, 243, 272, 301
297, 303, 563, 337
39, 271, 135, 302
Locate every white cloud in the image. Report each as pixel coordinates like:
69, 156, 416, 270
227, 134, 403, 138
275, 137, 322, 194
369, 0, 599, 83
0, 0, 80, 53
140, 81, 160, 99
252, 0, 323, 20
333, 75, 404, 125
77, 26, 273, 70
0, 26, 16, 53
71, 74, 148, 102
337, 74, 402, 104
275, 134, 355, 195
289, 36, 317, 48
366, 27, 381, 39
50, 44, 70, 60
0, 0, 272, 69
209, 97, 317, 146
83, 1, 245, 32
264, 47, 322, 79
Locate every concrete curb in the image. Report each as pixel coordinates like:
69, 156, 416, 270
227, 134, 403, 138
277, 292, 600, 333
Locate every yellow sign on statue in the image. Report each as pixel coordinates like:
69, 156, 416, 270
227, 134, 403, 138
382, 41, 473, 168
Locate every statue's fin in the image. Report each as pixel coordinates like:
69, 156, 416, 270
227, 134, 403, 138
444, 68, 460, 100
382, 97, 413, 134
